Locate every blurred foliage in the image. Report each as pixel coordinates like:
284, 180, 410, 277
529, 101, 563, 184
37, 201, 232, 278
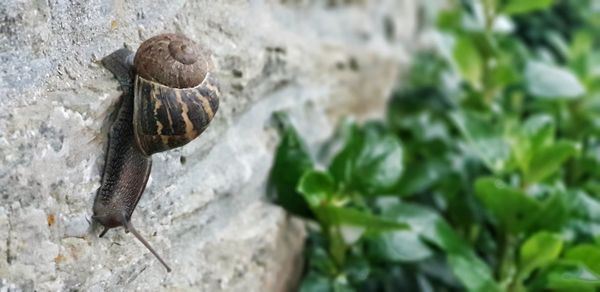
268, 0, 600, 291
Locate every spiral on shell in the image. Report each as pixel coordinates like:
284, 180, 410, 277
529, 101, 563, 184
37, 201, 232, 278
132, 33, 220, 156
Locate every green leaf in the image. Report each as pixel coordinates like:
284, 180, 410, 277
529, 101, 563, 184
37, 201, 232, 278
330, 122, 404, 195
447, 254, 500, 292
318, 206, 409, 232
453, 35, 483, 89
502, 0, 554, 15
544, 262, 600, 291
505, 115, 577, 184
375, 201, 500, 292
436, 9, 462, 31
344, 254, 370, 283
299, 272, 333, 292
405, 51, 450, 89
525, 61, 585, 99
507, 115, 556, 176
305, 239, 338, 276
525, 140, 579, 184
568, 191, 600, 240
566, 245, 600, 275
570, 31, 593, 66
474, 177, 541, 233
297, 171, 408, 247
519, 232, 564, 280
332, 278, 356, 292
451, 111, 510, 173
367, 228, 433, 263
297, 170, 336, 207
355, 133, 404, 194
395, 157, 448, 197
570, 191, 600, 222
522, 114, 555, 147
529, 189, 571, 231
491, 58, 520, 88
268, 112, 314, 218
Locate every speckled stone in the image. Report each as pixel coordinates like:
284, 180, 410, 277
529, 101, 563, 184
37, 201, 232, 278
0, 0, 416, 290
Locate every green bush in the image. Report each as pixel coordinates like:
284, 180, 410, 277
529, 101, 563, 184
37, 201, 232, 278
269, 1, 600, 291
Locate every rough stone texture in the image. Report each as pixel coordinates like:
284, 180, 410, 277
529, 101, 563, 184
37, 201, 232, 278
0, 0, 417, 290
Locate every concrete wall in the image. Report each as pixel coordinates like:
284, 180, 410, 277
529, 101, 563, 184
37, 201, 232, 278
0, 0, 417, 290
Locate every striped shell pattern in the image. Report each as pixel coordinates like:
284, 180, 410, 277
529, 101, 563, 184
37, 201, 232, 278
132, 34, 220, 156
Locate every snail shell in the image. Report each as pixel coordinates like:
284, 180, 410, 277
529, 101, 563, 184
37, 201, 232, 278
132, 33, 220, 156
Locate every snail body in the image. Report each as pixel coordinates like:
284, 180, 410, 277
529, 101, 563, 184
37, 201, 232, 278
93, 34, 220, 273
132, 34, 220, 156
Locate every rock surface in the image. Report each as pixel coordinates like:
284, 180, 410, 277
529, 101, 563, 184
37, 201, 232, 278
0, 0, 416, 290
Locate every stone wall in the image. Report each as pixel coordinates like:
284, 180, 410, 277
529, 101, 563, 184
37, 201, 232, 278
0, 0, 417, 290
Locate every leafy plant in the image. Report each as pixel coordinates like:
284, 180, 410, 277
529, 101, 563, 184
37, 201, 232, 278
269, 0, 600, 291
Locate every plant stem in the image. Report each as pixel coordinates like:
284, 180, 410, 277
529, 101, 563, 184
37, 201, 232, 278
481, 0, 498, 106
498, 233, 518, 291
329, 226, 347, 270
319, 217, 347, 274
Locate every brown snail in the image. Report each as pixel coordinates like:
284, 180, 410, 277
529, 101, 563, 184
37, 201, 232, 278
93, 34, 220, 272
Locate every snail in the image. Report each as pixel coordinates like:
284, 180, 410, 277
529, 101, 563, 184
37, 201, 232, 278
93, 34, 220, 272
